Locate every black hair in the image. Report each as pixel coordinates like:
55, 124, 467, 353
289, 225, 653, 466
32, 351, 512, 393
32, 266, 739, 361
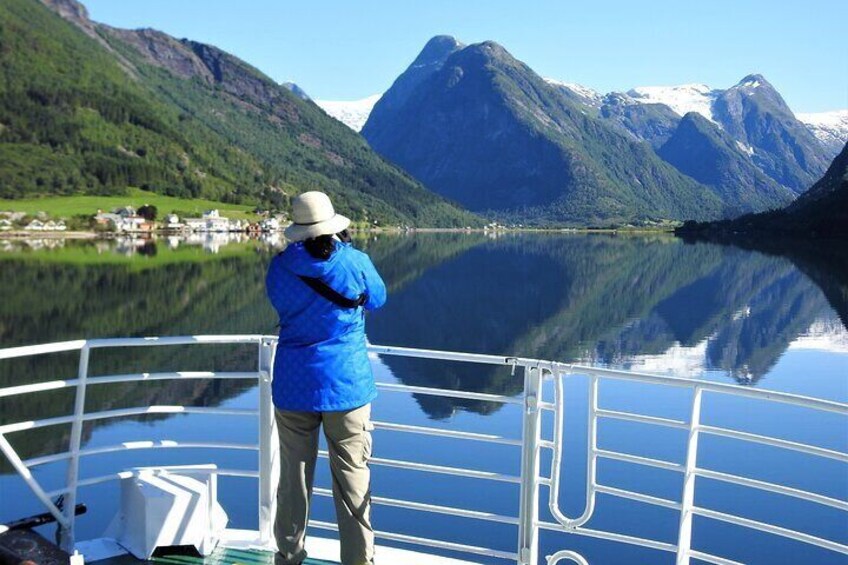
303, 231, 351, 260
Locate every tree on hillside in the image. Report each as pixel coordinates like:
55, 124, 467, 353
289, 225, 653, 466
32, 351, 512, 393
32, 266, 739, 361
138, 204, 158, 221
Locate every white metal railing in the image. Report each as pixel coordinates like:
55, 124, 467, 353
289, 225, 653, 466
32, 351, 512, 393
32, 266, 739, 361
0, 336, 846, 565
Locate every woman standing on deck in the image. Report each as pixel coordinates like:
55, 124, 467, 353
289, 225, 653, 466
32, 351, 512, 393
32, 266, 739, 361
266, 191, 387, 565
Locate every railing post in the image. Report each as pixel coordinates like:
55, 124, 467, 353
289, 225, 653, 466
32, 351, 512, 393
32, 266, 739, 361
676, 387, 703, 565
258, 338, 277, 548
517, 366, 543, 565
60, 343, 90, 552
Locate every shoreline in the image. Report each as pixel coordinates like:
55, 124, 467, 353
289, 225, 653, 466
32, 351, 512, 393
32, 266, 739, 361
0, 226, 679, 239
0, 230, 101, 239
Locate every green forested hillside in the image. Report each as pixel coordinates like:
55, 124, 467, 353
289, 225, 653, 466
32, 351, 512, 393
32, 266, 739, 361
0, 0, 259, 200
0, 0, 479, 227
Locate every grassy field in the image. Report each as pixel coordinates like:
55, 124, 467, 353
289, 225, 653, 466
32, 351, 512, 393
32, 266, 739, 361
0, 188, 259, 221
0, 238, 272, 268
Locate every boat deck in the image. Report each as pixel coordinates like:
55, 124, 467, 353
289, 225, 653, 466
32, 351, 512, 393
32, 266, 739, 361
79, 531, 480, 565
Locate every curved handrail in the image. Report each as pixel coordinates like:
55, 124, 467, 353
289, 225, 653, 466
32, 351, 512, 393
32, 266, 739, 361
547, 371, 598, 529
547, 550, 589, 565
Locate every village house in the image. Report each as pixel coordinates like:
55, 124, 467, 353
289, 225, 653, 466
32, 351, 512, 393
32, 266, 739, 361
116, 216, 153, 233
93, 208, 153, 233
0, 219, 12, 231
163, 213, 184, 231
94, 210, 121, 228
205, 210, 230, 232
184, 217, 207, 232
260, 217, 281, 232
25, 219, 44, 231
184, 210, 231, 232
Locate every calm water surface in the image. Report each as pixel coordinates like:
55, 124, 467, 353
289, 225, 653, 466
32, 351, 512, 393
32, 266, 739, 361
0, 233, 846, 564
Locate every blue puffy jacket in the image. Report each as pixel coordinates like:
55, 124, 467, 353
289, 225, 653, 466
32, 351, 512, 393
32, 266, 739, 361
266, 240, 387, 411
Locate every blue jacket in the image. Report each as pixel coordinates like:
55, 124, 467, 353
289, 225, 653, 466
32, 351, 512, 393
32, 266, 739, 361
266, 240, 387, 411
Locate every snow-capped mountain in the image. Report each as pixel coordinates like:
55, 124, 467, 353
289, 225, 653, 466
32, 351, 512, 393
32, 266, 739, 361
317, 94, 381, 132
626, 83, 720, 121
796, 110, 848, 157
551, 78, 846, 149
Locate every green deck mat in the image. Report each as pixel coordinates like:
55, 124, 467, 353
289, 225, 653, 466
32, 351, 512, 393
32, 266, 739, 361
96, 547, 337, 565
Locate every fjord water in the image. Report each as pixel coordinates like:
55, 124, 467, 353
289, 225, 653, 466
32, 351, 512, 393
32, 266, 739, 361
0, 233, 846, 564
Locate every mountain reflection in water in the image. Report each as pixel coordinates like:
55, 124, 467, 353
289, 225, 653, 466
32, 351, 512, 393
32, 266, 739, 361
0, 232, 845, 443
364, 234, 846, 418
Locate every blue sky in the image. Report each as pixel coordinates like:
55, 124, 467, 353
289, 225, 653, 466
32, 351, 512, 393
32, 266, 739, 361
84, 0, 847, 113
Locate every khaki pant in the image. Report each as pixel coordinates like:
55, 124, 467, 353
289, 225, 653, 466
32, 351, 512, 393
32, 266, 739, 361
274, 403, 375, 565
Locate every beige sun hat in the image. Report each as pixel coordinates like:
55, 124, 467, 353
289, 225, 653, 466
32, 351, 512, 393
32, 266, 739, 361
284, 191, 351, 242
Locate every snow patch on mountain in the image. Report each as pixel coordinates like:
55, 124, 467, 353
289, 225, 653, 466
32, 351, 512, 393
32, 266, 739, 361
626, 83, 719, 121
735, 140, 755, 156
796, 110, 848, 149
317, 94, 382, 131
738, 78, 762, 89
544, 78, 603, 106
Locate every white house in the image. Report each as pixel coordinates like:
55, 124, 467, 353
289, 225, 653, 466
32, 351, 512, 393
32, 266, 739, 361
115, 216, 148, 233
261, 218, 281, 232
164, 214, 183, 230
0, 219, 12, 231
25, 220, 44, 231
204, 210, 229, 232
184, 218, 207, 232
207, 217, 230, 232
185, 210, 231, 232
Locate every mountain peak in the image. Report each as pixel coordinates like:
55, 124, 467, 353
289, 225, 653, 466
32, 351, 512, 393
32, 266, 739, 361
734, 73, 771, 90
362, 35, 464, 135
423, 35, 462, 49
413, 35, 464, 68
461, 40, 509, 59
